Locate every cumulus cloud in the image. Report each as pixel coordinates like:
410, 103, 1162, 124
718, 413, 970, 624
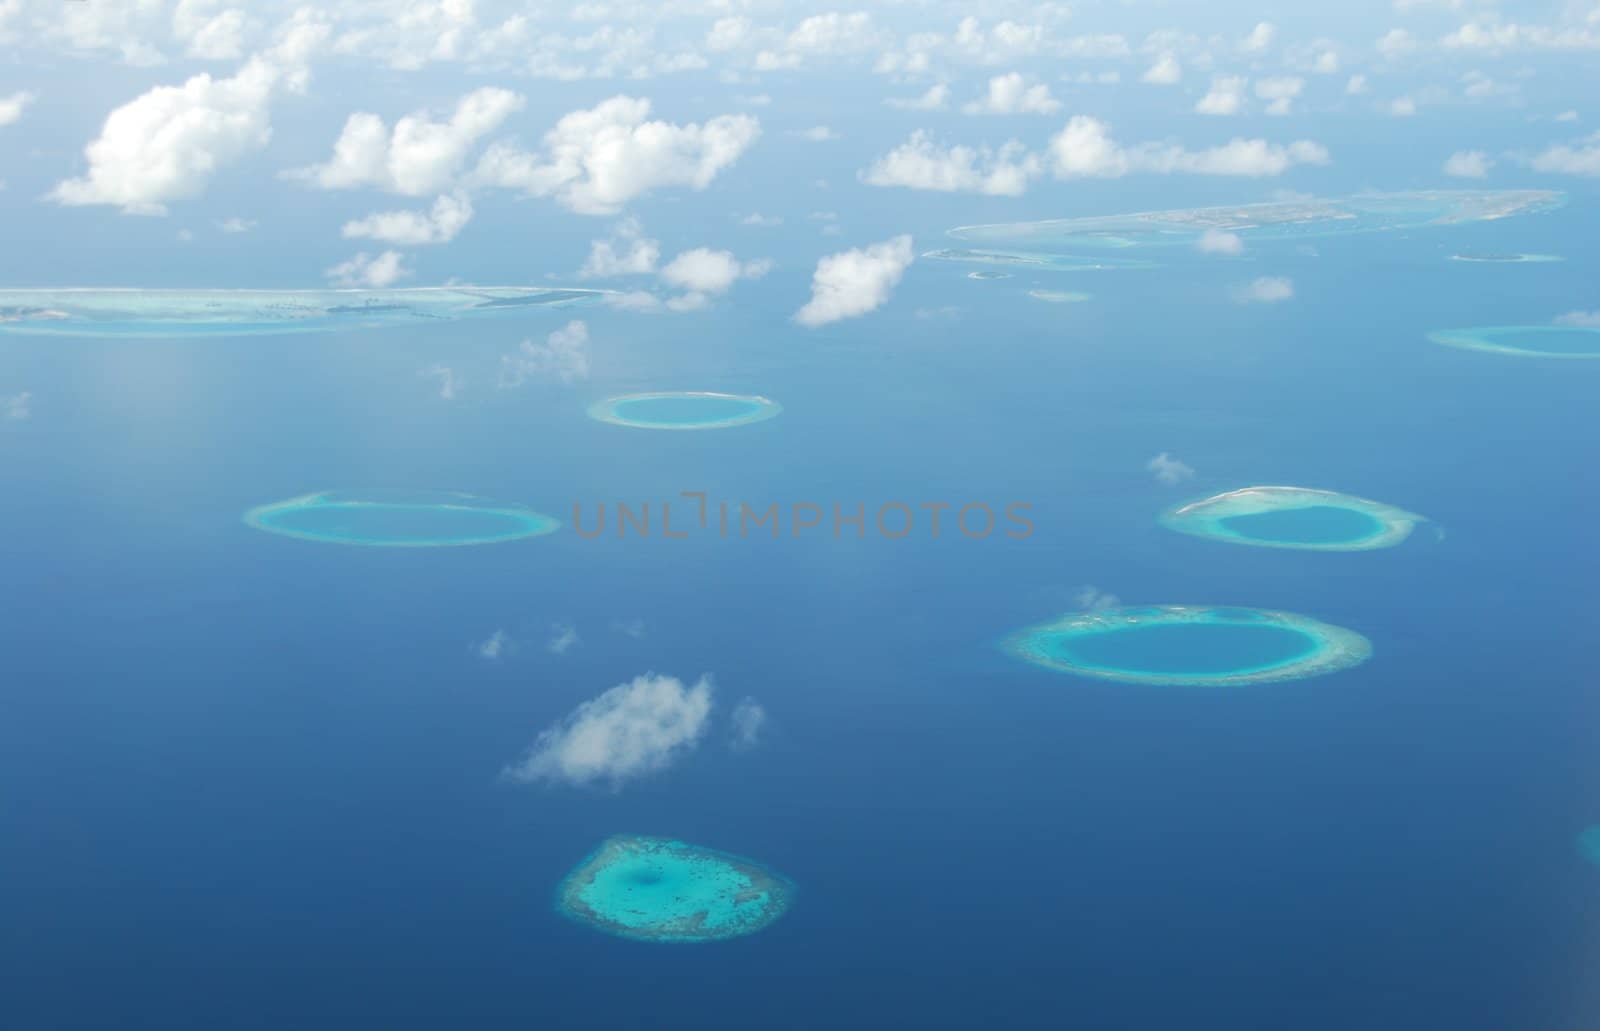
215, 216, 256, 233
502, 672, 713, 789
963, 72, 1060, 115
886, 84, 949, 111
476, 628, 511, 660
1142, 54, 1181, 85
1073, 586, 1121, 612
1240, 21, 1276, 53
1554, 310, 1600, 327
1530, 133, 1600, 176
1254, 76, 1304, 116
423, 363, 461, 400
51, 57, 282, 214
3, 391, 31, 421
1196, 75, 1248, 115
1048, 116, 1329, 178
473, 95, 759, 215
1389, 96, 1418, 117
579, 218, 661, 278
795, 234, 915, 327
341, 191, 472, 245
659, 247, 771, 306
1346, 74, 1369, 95
792, 125, 839, 141
500, 319, 589, 386
547, 622, 579, 655
1235, 276, 1295, 304
1197, 229, 1244, 255
862, 131, 1039, 196
1443, 149, 1492, 178
174, 0, 250, 60
728, 698, 768, 752
288, 87, 522, 196
1377, 28, 1418, 60
0, 90, 34, 126
740, 212, 782, 228
1147, 452, 1195, 485
326, 250, 410, 288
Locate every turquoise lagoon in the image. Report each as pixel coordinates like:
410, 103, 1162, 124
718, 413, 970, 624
1004, 605, 1372, 686
245, 490, 560, 547
0, 286, 605, 336
557, 836, 795, 944
945, 190, 1562, 254
1160, 486, 1427, 552
1428, 326, 1600, 359
588, 392, 782, 430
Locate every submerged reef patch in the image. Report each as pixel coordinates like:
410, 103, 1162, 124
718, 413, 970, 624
967, 270, 1013, 280
924, 248, 1155, 273
1427, 325, 1600, 359
1004, 605, 1371, 686
1580, 827, 1600, 870
0, 287, 605, 336
557, 835, 794, 943
588, 391, 782, 430
1160, 486, 1427, 551
245, 489, 560, 547
946, 190, 1562, 254
1028, 290, 1092, 304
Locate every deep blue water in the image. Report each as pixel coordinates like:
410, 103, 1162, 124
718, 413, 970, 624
3, 206, 1600, 1029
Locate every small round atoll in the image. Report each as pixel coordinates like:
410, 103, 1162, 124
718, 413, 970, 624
1160, 486, 1427, 552
1448, 252, 1563, 264
1028, 289, 1092, 304
557, 835, 795, 943
587, 391, 782, 430
244, 489, 560, 547
1004, 605, 1372, 686
1428, 325, 1600, 359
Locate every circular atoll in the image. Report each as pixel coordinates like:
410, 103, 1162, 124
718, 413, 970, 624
557, 835, 795, 943
967, 270, 1012, 280
1428, 325, 1600, 359
244, 489, 560, 547
587, 391, 782, 431
1579, 827, 1600, 870
1004, 605, 1372, 686
1159, 486, 1427, 552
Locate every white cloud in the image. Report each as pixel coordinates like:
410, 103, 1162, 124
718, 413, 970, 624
1147, 452, 1195, 485
288, 87, 523, 196
0, 90, 34, 126
962, 72, 1060, 115
740, 212, 782, 227
326, 250, 410, 288
728, 698, 768, 752
1554, 310, 1600, 326
1197, 229, 1244, 255
862, 131, 1039, 196
342, 191, 472, 245
3, 391, 30, 421
1346, 74, 1369, 95
1240, 21, 1276, 53
1235, 276, 1295, 303
1531, 134, 1600, 176
547, 622, 579, 655
611, 618, 646, 639
423, 363, 461, 400
1073, 586, 1121, 612
174, 0, 250, 60
1197, 75, 1248, 116
214, 216, 255, 233
502, 672, 713, 789
1378, 29, 1418, 60
660, 248, 769, 294
792, 125, 839, 141
1049, 116, 1329, 178
1254, 76, 1305, 116
886, 84, 949, 111
796, 234, 915, 328
1312, 49, 1340, 74
500, 319, 589, 386
1389, 96, 1419, 117
1440, 20, 1600, 52
1443, 149, 1492, 178
579, 218, 661, 278
1142, 54, 1181, 85
473, 96, 759, 215
50, 57, 284, 214
476, 629, 510, 660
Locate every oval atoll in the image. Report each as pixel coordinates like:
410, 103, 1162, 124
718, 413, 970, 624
587, 391, 782, 430
557, 835, 795, 944
1160, 486, 1427, 552
1448, 252, 1563, 264
1004, 605, 1372, 686
1428, 325, 1600, 359
1028, 289, 1092, 304
245, 489, 560, 547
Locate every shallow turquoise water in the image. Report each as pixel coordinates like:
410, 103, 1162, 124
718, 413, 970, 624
246, 490, 559, 547
1579, 827, 1600, 869
615, 395, 765, 426
1048, 623, 1317, 675
1430, 326, 1600, 358
1220, 505, 1385, 545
